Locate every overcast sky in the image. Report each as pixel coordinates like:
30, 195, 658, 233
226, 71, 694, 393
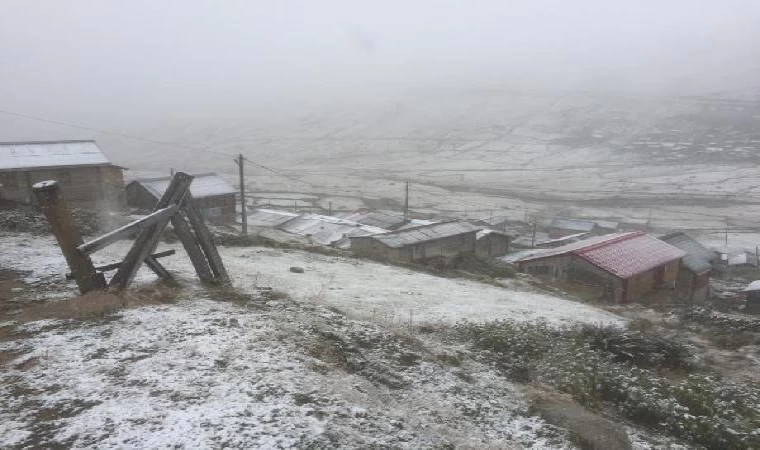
1, 0, 759, 126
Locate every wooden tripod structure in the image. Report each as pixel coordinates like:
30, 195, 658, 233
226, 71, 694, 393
33, 172, 229, 294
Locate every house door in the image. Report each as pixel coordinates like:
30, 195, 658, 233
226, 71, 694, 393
654, 266, 665, 285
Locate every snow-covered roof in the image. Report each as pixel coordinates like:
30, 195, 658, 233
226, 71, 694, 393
476, 229, 511, 240
338, 210, 407, 229
745, 280, 760, 292
515, 232, 686, 279
355, 221, 481, 249
0, 140, 116, 171
395, 219, 438, 231
130, 173, 236, 200
247, 208, 299, 227
659, 232, 715, 273
549, 218, 597, 232
278, 214, 387, 246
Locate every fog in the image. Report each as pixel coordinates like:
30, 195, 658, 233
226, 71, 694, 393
2, 0, 759, 128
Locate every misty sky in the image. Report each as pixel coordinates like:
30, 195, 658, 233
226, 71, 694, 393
2, 0, 760, 126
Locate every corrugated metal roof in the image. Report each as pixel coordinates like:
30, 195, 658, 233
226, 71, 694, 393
278, 214, 387, 246
395, 219, 438, 231
659, 232, 715, 273
516, 232, 635, 262
131, 172, 236, 200
361, 221, 481, 248
248, 208, 299, 227
0, 140, 114, 170
549, 218, 597, 232
339, 210, 407, 229
576, 234, 685, 279
595, 220, 619, 230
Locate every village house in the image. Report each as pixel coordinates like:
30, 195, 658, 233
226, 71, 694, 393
475, 229, 511, 259
339, 209, 409, 230
126, 172, 236, 224
0, 140, 125, 210
659, 232, 714, 303
350, 221, 481, 263
513, 231, 685, 303
247, 208, 300, 228
547, 218, 598, 238
277, 213, 387, 248
511, 231, 589, 250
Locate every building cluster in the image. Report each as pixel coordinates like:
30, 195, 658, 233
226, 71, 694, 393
2, 140, 759, 310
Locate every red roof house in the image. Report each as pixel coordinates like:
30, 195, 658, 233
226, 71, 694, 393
514, 232, 685, 303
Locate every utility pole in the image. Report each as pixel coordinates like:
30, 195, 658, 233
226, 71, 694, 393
725, 223, 729, 247
531, 219, 537, 248
234, 154, 247, 236
403, 180, 409, 222
328, 201, 332, 216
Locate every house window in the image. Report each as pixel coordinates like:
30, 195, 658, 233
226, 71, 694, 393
0, 172, 19, 189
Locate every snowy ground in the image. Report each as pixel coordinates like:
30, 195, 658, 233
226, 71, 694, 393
0, 232, 608, 448
0, 234, 624, 328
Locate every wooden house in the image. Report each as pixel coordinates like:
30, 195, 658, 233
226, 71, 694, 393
0, 140, 125, 210
475, 229, 510, 259
659, 232, 714, 303
350, 221, 481, 263
126, 172, 236, 224
514, 232, 685, 303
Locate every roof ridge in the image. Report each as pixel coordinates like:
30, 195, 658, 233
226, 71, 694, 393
572, 231, 643, 255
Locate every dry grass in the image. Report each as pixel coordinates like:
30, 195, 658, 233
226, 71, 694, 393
19, 285, 180, 323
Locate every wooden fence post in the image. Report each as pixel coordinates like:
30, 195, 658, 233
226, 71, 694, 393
109, 172, 193, 290
33, 180, 106, 294
181, 192, 229, 283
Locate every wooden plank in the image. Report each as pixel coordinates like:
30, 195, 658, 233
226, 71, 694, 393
66, 250, 175, 279
78, 204, 179, 254
110, 172, 193, 290
181, 192, 229, 283
171, 213, 214, 283
145, 256, 173, 282
33, 180, 106, 294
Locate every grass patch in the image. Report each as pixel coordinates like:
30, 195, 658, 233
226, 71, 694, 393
455, 320, 760, 449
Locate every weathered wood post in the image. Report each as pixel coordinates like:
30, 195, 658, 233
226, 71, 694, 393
33, 180, 106, 294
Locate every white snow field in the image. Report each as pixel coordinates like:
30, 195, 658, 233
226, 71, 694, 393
0, 233, 626, 448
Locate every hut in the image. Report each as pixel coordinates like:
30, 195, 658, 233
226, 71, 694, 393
126, 172, 236, 224
475, 229, 511, 259
659, 232, 714, 303
350, 221, 481, 263
0, 140, 125, 210
514, 232, 685, 303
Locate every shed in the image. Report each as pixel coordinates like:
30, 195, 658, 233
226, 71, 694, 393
548, 218, 598, 238
277, 214, 386, 247
0, 140, 125, 210
247, 208, 299, 227
338, 209, 408, 230
475, 229, 511, 259
659, 232, 714, 303
514, 232, 685, 303
126, 172, 236, 224
350, 221, 481, 262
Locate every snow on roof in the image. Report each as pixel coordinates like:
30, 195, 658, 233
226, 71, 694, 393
511, 232, 588, 248
395, 219, 438, 231
745, 280, 760, 292
659, 232, 715, 273
476, 228, 511, 240
278, 214, 387, 246
500, 249, 548, 263
549, 218, 597, 232
515, 231, 686, 279
131, 173, 236, 200
356, 221, 481, 248
0, 140, 115, 171
338, 210, 407, 229
247, 208, 299, 227
595, 220, 619, 230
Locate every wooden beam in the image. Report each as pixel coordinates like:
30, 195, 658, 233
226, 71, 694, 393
171, 213, 214, 283
110, 172, 193, 290
78, 204, 179, 254
66, 250, 175, 279
180, 192, 229, 283
145, 256, 174, 282
33, 180, 106, 294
